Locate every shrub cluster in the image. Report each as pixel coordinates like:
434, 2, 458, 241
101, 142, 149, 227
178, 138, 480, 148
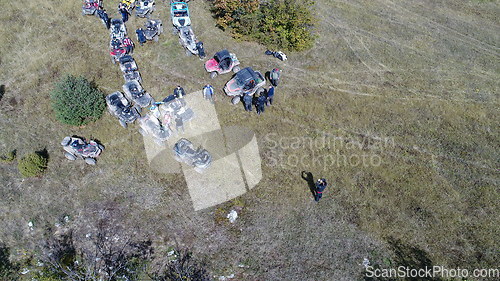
0, 150, 16, 163
18, 152, 48, 178
50, 75, 105, 126
211, 0, 315, 51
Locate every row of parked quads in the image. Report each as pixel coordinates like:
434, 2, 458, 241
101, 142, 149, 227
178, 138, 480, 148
74, 0, 283, 169
73, 0, 213, 170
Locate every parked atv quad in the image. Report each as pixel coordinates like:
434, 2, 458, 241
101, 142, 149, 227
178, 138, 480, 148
205, 49, 240, 79
106, 91, 140, 128
123, 70, 142, 83
110, 39, 127, 63
122, 80, 153, 108
159, 98, 195, 123
110, 18, 127, 39
173, 138, 212, 172
171, 1, 191, 30
61, 136, 104, 165
178, 26, 198, 56
143, 19, 163, 42
119, 55, 138, 73
224, 67, 266, 104
82, 0, 102, 15
135, 0, 154, 17
137, 113, 172, 144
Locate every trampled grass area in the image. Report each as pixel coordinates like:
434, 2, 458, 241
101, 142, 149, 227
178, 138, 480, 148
0, 0, 498, 280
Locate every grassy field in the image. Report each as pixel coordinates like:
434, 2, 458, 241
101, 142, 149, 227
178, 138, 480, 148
0, 0, 498, 280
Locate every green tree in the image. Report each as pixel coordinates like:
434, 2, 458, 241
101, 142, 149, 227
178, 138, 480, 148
50, 75, 105, 126
17, 152, 48, 178
211, 0, 314, 51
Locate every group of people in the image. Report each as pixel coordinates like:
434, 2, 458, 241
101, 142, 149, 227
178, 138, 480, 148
242, 85, 275, 115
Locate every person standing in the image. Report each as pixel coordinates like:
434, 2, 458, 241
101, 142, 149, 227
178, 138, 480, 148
196, 40, 206, 59
255, 94, 266, 115
269, 68, 281, 86
314, 178, 327, 202
174, 86, 186, 98
119, 3, 129, 23
203, 84, 215, 104
266, 86, 275, 106
175, 115, 184, 133
243, 94, 253, 112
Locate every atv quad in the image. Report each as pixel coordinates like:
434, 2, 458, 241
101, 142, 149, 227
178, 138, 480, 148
106, 91, 140, 128
177, 26, 198, 56
170, 1, 191, 30
119, 55, 138, 73
110, 18, 127, 40
82, 0, 102, 15
61, 136, 104, 165
143, 19, 163, 42
137, 113, 172, 144
224, 67, 266, 104
205, 49, 240, 79
135, 0, 155, 17
122, 80, 153, 108
159, 98, 194, 123
173, 138, 212, 172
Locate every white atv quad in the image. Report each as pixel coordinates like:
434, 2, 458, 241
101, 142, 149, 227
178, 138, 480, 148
178, 26, 198, 56
173, 138, 212, 172
137, 113, 172, 144
61, 136, 104, 165
170, 1, 191, 31
105, 91, 141, 128
136, 0, 155, 17
110, 18, 127, 40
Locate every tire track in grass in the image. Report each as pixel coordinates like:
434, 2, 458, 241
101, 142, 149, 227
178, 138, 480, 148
377, 0, 500, 58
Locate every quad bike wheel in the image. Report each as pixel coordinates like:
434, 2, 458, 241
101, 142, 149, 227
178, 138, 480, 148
154, 35, 159, 42
119, 119, 128, 128
172, 27, 178, 35
98, 144, 105, 151
233, 66, 240, 73
65, 152, 77, 161
111, 56, 116, 64
256, 87, 265, 96
231, 96, 241, 105
84, 157, 97, 165
210, 72, 217, 79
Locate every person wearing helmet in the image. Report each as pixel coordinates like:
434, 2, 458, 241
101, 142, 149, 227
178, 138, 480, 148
203, 84, 215, 104
314, 178, 328, 202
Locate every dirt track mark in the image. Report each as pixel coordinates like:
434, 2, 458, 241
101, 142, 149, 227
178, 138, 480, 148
378, 0, 500, 58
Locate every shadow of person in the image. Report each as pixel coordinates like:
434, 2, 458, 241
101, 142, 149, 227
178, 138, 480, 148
301, 171, 316, 199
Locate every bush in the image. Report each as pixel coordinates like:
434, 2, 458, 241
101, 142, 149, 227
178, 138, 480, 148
0, 150, 16, 163
211, 0, 314, 51
50, 75, 105, 126
18, 152, 48, 178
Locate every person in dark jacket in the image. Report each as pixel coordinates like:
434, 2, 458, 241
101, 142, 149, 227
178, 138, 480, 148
266, 86, 275, 106
314, 178, 327, 202
136, 28, 147, 45
119, 3, 129, 22
96, 9, 110, 29
196, 40, 206, 59
174, 86, 186, 98
255, 94, 266, 115
242, 94, 253, 112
